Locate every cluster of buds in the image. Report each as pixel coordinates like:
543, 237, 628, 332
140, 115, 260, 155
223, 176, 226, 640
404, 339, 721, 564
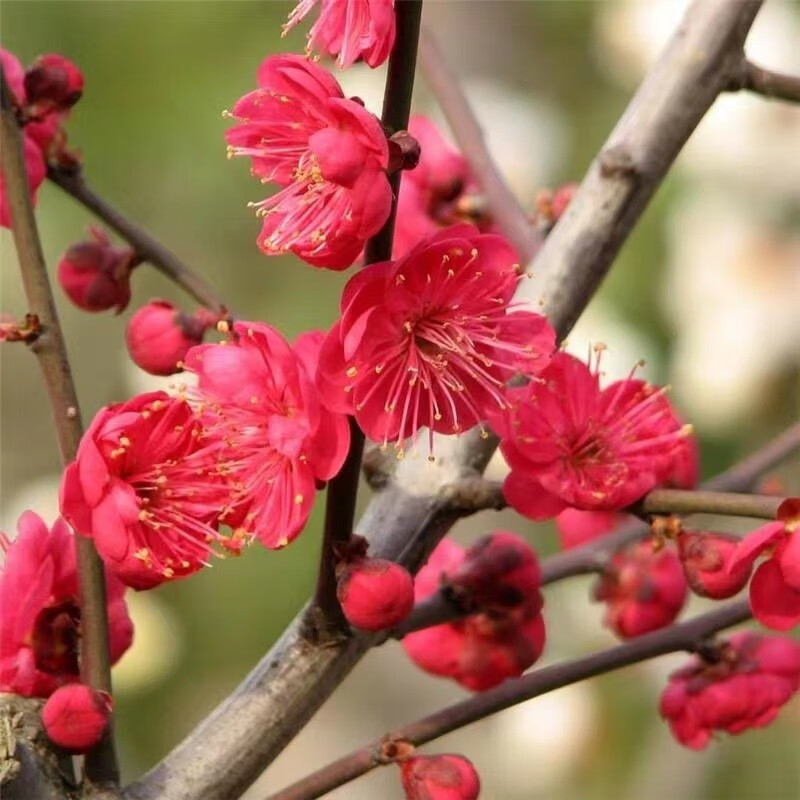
403, 533, 545, 691
335, 536, 414, 631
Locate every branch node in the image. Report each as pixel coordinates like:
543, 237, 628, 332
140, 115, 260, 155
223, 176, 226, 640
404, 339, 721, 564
599, 144, 638, 179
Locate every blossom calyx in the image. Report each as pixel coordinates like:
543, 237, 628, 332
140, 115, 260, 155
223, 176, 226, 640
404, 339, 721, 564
42, 684, 111, 753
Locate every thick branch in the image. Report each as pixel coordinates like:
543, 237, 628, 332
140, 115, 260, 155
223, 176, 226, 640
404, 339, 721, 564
47, 166, 228, 314
394, 421, 800, 638
1, 72, 117, 785
123, 2, 764, 798
267, 600, 752, 800
419, 28, 540, 263
313, 0, 423, 638
728, 59, 800, 103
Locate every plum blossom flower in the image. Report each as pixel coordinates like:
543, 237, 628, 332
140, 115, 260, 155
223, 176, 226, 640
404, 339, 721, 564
494, 349, 694, 520
284, 0, 396, 68
225, 54, 391, 269
0, 512, 132, 698
185, 322, 350, 549
57, 227, 138, 313
677, 529, 752, 600
400, 754, 481, 800
660, 632, 800, 749
402, 537, 545, 691
60, 392, 233, 589
593, 542, 687, 639
393, 116, 487, 258
317, 225, 555, 451
727, 498, 800, 631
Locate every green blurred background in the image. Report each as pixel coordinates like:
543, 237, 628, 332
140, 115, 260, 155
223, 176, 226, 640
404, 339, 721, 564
2, 1, 799, 798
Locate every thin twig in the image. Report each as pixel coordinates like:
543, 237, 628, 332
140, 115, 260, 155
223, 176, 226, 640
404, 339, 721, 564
47, 166, 228, 314
267, 599, 752, 800
419, 28, 540, 264
1, 70, 118, 786
311, 0, 424, 637
728, 59, 800, 103
637, 489, 783, 520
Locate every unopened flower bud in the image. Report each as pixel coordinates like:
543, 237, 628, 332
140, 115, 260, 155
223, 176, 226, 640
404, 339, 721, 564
42, 684, 112, 753
400, 753, 480, 800
337, 557, 414, 631
126, 300, 215, 376
24, 54, 84, 116
677, 529, 752, 599
594, 542, 687, 639
57, 227, 137, 313
450, 531, 540, 612
388, 130, 422, 174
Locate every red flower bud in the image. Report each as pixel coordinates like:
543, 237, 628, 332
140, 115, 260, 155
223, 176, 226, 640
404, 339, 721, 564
337, 558, 414, 631
57, 227, 137, 313
24, 54, 84, 116
450, 531, 540, 613
42, 684, 112, 753
677, 529, 752, 599
400, 754, 480, 800
594, 542, 687, 639
126, 300, 214, 376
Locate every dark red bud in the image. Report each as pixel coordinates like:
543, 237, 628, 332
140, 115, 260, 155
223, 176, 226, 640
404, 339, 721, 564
400, 754, 480, 800
24, 54, 84, 116
677, 530, 752, 599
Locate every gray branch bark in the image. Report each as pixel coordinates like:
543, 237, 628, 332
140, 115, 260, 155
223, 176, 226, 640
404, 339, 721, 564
122, 1, 764, 798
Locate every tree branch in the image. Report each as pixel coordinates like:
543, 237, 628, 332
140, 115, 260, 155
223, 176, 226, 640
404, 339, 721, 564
636, 489, 784, 520
313, 0, 423, 639
419, 28, 540, 263
47, 166, 229, 314
393, 421, 800, 638
123, 2, 765, 797
728, 59, 800, 103
267, 600, 753, 800
1, 71, 118, 786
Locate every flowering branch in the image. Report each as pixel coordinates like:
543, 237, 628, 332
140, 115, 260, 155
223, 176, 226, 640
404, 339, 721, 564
47, 165, 229, 314
0, 70, 118, 786
123, 3, 764, 799
728, 59, 800, 103
393, 420, 800, 638
419, 28, 540, 264
312, 0, 424, 636
267, 599, 753, 800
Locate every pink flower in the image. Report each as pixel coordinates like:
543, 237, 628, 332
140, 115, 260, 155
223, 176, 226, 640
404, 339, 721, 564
126, 300, 216, 376
57, 226, 137, 313
317, 225, 555, 450
660, 632, 800, 749
677, 529, 752, 600
393, 116, 480, 258
285, 0, 396, 68
555, 508, 625, 550
184, 322, 350, 549
400, 753, 481, 800
226, 54, 391, 269
42, 684, 111, 754
402, 538, 546, 691
727, 499, 800, 631
495, 351, 694, 520
0, 512, 132, 698
337, 558, 414, 631
594, 542, 687, 639
60, 392, 233, 589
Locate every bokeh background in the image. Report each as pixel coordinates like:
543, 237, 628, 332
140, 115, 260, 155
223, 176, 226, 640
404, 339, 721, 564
2, 1, 800, 798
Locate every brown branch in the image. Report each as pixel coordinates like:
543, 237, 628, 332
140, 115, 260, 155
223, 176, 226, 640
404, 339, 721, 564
123, 2, 765, 798
1, 71, 118, 786
267, 599, 752, 800
728, 59, 800, 103
313, 0, 423, 640
394, 421, 800, 638
636, 489, 783, 520
419, 28, 540, 264
47, 166, 229, 314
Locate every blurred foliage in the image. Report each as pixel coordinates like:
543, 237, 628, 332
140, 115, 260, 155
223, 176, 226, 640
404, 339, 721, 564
1, 2, 798, 799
